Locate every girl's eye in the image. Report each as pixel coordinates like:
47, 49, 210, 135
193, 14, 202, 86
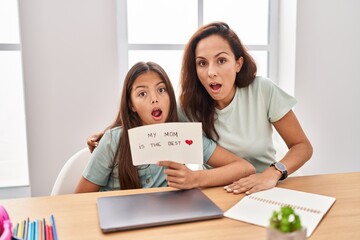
158, 87, 167, 93
138, 91, 147, 97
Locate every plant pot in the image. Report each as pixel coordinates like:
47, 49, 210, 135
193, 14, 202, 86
266, 227, 307, 240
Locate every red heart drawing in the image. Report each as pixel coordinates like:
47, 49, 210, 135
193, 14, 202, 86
185, 140, 193, 145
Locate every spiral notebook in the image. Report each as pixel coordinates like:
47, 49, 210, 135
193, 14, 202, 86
224, 187, 336, 237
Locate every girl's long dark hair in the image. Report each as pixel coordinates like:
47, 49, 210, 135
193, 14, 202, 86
109, 61, 178, 189
179, 22, 257, 141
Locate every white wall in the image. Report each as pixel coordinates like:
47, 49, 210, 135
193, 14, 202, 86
294, 0, 360, 175
18, 0, 119, 196
278, 0, 296, 96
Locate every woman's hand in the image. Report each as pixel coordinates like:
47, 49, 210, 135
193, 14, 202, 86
224, 168, 281, 195
157, 161, 199, 189
87, 132, 104, 153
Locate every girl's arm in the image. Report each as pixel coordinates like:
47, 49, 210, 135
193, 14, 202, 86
78, 129, 118, 193
158, 146, 255, 189
74, 177, 101, 193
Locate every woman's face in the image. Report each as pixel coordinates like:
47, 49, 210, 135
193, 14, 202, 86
195, 34, 243, 109
130, 71, 170, 125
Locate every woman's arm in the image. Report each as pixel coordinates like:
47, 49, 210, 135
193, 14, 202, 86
74, 177, 101, 193
225, 110, 313, 194
158, 145, 255, 189
272, 110, 313, 175
87, 132, 104, 153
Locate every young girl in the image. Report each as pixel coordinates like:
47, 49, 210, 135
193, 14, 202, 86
75, 61, 254, 192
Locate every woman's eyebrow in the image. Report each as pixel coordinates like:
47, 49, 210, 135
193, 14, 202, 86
215, 51, 230, 57
196, 51, 230, 59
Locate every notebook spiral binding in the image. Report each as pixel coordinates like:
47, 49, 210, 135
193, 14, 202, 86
248, 196, 322, 214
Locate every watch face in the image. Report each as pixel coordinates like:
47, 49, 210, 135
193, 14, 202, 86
275, 162, 286, 171
272, 162, 288, 180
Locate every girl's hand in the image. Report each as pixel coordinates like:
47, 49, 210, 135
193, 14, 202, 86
157, 161, 198, 189
224, 169, 280, 195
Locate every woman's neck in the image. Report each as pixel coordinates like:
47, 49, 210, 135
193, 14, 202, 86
215, 86, 236, 110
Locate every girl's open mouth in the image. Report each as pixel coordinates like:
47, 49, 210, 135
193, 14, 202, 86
151, 108, 162, 119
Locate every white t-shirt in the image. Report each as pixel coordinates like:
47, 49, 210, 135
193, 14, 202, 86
179, 76, 297, 172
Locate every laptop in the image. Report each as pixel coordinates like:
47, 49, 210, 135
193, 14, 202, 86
96, 188, 223, 232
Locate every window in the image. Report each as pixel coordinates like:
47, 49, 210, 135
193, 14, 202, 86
117, 0, 278, 94
0, 0, 29, 187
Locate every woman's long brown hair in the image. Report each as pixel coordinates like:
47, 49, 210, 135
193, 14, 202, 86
179, 22, 257, 141
108, 61, 178, 189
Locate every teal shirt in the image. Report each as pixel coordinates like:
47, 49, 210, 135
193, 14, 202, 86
83, 127, 167, 191
83, 125, 216, 191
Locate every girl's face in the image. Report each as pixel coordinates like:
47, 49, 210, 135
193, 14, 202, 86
195, 34, 243, 109
130, 71, 170, 125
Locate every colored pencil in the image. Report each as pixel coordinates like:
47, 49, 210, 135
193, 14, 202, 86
32, 221, 36, 240
24, 218, 29, 240
46, 225, 50, 240
22, 220, 26, 239
38, 219, 42, 240
27, 220, 32, 240
48, 225, 53, 240
13, 222, 19, 237
42, 218, 46, 240
50, 215, 58, 240
35, 220, 39, 240
17, 220, 23, 239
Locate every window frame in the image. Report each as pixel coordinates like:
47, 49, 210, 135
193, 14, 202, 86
0, 1, 29, 189
116, 0, 279, 86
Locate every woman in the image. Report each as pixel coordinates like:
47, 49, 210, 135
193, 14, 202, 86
179, 22, 313, 194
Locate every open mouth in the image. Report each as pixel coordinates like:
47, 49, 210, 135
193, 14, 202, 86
210, 83, 222, 92
151, 108, 162, 118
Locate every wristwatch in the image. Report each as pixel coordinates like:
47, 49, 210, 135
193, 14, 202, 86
271, 162, 288, 180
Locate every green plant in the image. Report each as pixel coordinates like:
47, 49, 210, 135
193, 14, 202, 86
269, 206, 302, 233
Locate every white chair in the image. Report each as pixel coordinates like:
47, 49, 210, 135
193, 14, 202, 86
51, 148, 91, 195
